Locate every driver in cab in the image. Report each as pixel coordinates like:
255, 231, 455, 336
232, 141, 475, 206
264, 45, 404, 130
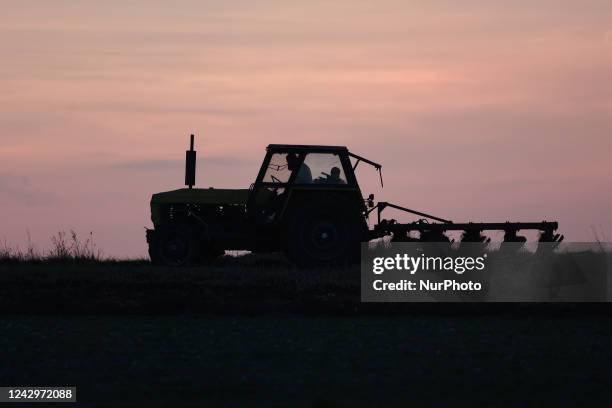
315, 166, 346, 184
286, 153, 313, 183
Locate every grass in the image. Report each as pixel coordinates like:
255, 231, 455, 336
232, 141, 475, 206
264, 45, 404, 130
0, 251, 361, 314
0, 232, 359, 312
1, 232, 610, 313
1, 230, 104, 264
0, 251, 610, 314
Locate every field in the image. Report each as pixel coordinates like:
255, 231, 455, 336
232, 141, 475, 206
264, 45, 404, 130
0, 253, 364, 314
1, 246, 610, 312
3, 313, 612, 406
2, 251, 612, 406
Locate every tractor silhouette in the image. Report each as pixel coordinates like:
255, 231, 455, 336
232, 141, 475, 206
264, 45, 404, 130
146, 135, 561, 266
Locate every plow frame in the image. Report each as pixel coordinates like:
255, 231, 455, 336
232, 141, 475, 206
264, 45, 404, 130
370, 201, 561, 242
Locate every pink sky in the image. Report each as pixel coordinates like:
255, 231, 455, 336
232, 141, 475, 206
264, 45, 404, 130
1, 1, 611, 257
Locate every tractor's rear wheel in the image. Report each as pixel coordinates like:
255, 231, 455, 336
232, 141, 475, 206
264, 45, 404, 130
285, 198, 362, 267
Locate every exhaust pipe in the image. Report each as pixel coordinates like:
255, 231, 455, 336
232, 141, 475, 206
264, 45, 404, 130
185, 134, 196, 189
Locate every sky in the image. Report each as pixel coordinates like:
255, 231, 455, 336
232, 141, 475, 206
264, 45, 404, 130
1, 0, 611, 257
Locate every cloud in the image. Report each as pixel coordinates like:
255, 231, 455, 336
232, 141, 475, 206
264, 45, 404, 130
110, 156, 254, 171
0, 174, 55, 206
70, 103, 258, 116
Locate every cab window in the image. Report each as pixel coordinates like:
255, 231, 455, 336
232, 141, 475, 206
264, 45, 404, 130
263, 153, 292, 183
300, 153, 347, 185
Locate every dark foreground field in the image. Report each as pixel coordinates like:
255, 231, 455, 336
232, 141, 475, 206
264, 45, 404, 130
2, 314, 612, 406
1, 251, 610, 313
2, 254, 612, 406
0, 254, 363, 314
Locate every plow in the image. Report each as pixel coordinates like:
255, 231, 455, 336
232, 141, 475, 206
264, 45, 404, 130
146, 136, 562, 266
371, 201, 562, 244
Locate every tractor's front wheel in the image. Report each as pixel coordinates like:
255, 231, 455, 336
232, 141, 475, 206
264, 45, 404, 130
148, 224, 202, 266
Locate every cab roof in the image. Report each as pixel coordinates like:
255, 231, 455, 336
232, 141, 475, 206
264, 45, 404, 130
267, 144, 348, 153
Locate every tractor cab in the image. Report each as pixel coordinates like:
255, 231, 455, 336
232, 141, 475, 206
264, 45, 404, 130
247, 145, 368, 226
257, 144, 354, 186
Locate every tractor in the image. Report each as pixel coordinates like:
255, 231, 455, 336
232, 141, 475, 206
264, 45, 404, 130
146, 135, 562, 266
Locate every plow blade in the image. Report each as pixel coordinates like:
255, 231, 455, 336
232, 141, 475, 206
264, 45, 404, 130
373, 220, 559, 244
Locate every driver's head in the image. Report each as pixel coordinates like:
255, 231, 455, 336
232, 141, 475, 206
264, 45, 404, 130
286, 153, 299, 171
330, 166, 341, 178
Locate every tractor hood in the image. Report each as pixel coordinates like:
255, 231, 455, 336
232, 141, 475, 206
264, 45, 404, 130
150, 188, 250, 205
